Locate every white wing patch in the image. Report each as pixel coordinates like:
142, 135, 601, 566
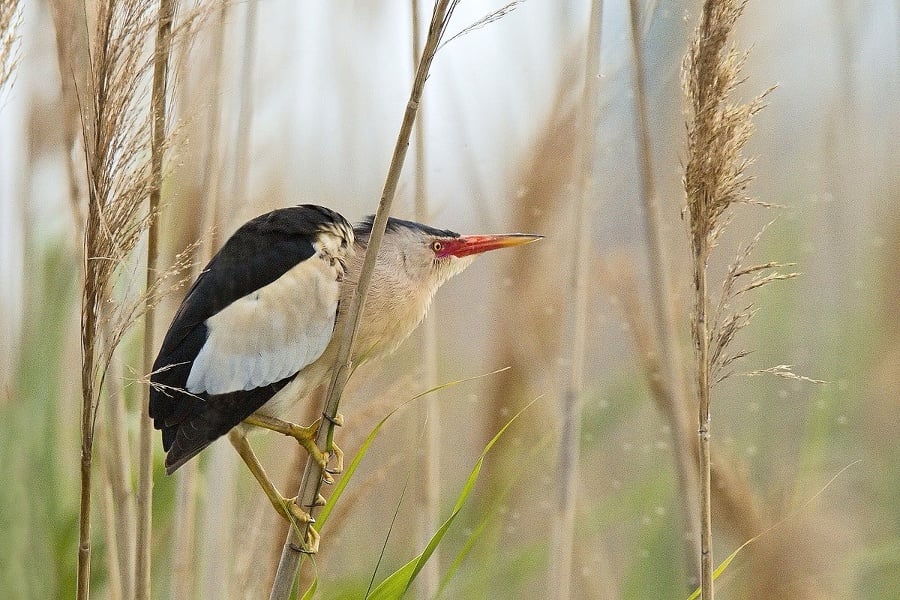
186, 254, 341, 395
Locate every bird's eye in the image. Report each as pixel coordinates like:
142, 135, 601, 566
431, 241, 443, 253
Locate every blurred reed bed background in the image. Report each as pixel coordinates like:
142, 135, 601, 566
0, 0, 898, 598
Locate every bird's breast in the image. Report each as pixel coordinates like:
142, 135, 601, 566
347, 277, 434, 363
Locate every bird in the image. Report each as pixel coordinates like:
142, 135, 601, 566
149, 204, 541, 551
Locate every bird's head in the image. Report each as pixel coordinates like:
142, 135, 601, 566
345, 216, 540, 357
355, 216, 542, 298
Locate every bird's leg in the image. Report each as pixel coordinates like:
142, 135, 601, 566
228, 430, 319, 553
242, 413, 344, 483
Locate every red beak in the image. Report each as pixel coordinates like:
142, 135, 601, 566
438, 233, 543, 258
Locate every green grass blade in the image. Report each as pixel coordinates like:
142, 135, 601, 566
308, 368, 513, 598
316, 367, 510, 531
685, 460, 861, 600
366, 425, 424, 597
299, 573, 317, 600
436, 432, 553, 598
315, 407, 394, 531
367, 397, 539, 600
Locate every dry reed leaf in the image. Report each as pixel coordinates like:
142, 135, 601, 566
743, 365, 826, 384
440, 1, 524, 50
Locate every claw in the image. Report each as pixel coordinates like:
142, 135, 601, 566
244, 413, 345, 481
322, 412, 344, 427
279, 496, 313, 525
324, 442, 344, 476
279, 497, 320, 554
302, 524, 320, 554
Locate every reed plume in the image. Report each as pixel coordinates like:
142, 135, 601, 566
73, 3, 158, 596
47, 0, 191, 595
683, 0, 789, 596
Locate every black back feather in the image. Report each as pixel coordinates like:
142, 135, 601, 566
149, 205, 349, 473
355, 215, 459, 241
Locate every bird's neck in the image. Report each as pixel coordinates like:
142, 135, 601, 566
339, 249, 437, 364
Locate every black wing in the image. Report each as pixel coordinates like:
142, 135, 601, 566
149, 205, 342, 473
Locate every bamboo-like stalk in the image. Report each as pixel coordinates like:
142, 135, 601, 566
626, 0, 702, 586
169, 462, 199, 599
100, 463, 124, 600
549, 3, 603, 599
268, 4, 460, 597
136, 2, 176, 598
48, 4, 94, 597
73, 0, 101, 592
695, 266, 713, 599
199, 444, 237, 597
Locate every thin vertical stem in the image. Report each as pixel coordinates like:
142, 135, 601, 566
170, 462, 199, 599
78, 307, 96, 600
197, 1, 229, 255
550, 3, 602, 598
268, 4, 459, 598
696, 253, 713, 598
100, 464, 124, 600
627, 0, 702, 586
137, 1, 176, 599
683, 0, 761, 594
69, 0, 97, 593
199, 445, 237, 597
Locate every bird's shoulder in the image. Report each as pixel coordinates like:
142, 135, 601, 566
158, 207, 344, 353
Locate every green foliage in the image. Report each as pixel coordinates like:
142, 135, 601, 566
622, 508, 682, 599
300, 370, 522, 599
0, 241, 79, 598
367, 399, 536, 599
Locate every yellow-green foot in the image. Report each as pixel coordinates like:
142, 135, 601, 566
277, 496, 320, 554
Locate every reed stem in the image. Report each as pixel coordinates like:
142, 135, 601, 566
268, 4, 459, 597
137, 1, 176, 598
